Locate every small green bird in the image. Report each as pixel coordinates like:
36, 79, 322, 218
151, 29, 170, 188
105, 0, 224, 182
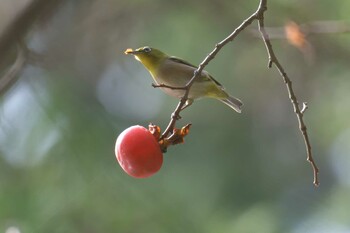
125, 46, 243, 113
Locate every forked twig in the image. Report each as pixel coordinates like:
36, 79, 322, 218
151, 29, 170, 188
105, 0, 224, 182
0, 40, 43, 95
257, 7, 319, 186
160, 0, 319, 186
0, 43, 27, 94
152, 83, 187, 90
160, 1, 267, 139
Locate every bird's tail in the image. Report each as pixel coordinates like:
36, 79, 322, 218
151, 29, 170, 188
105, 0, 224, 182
219, 95, 243, 113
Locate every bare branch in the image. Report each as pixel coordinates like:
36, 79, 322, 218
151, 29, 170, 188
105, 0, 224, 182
161, 1, 266, 139
0, 44, 27, 94
250, 20, 350, 40
0, 39, 44, 95
0, 0, 64, 95
160, 0, 319, 187
152, 83, 187, 90
256, 2, 319, 186
0, 0, 63, 58
301, 102, 308, 115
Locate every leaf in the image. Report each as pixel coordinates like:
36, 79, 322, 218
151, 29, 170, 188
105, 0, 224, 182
285, 21, 306, 49
166, 124, 192, 145
148, 123, 192, 153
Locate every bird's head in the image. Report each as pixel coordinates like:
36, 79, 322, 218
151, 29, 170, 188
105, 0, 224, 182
124, 46, 168, 71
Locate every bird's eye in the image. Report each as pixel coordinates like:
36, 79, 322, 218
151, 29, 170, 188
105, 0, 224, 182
143, 47, 151, 53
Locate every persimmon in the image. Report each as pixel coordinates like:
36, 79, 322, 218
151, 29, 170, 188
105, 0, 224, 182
115, 125, 163, 178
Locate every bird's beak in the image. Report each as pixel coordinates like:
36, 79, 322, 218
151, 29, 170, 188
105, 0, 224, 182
124, 48, 137, 55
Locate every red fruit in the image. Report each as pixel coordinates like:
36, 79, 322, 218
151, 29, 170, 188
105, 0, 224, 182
115, 125, 163, 178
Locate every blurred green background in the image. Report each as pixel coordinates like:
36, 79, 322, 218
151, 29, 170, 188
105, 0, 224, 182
1, 0, 350, 232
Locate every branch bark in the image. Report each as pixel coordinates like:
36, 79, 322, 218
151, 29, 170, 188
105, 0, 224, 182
161, 2, 267, 139
256, 9, 319, 186
0, 0, 63, 56
161, 0, 319, 186
0, 0, 64, 93
0, 43, 27, 94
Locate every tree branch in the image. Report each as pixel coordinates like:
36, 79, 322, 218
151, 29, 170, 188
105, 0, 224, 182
0, 0, 63, 57
152, 83, 187, 90
256, 3, 319, 186
160, 0, 319, 187
0, 40, 44, 95
0, 43, 27, 94
0, 0, 64, 94
161, 1, 266, 139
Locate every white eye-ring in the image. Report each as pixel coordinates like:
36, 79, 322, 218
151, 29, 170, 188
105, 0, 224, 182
143, 47, 151, 53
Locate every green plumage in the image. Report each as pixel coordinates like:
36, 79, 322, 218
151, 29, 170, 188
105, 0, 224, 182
125, 46, 243, 113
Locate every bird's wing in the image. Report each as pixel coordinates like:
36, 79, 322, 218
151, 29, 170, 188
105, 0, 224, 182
169, 56, 223, 88
169, 56, 197, 68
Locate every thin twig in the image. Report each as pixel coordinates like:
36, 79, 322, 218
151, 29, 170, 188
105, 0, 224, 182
256, 1, 319, 186
0, 40, 44, 95
301, 102, 308, 114
0, 44, 27, 94
161, 1, 266, 139
152, 83, 187, 90
0, 0, 63, 59
0, 0, 63, 95
250, 20, 350, 40
161, 0, 319, 186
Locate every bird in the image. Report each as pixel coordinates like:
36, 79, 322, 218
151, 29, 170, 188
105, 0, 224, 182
124, 46, 243, 113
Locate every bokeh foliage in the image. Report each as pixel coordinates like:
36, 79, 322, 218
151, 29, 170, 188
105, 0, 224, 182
1, 0, 350, 232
